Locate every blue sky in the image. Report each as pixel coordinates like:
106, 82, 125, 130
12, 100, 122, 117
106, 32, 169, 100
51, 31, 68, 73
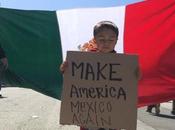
0, 0, 143, 10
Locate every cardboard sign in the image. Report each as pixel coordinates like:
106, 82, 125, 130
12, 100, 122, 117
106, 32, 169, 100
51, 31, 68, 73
60, 51, 138, 130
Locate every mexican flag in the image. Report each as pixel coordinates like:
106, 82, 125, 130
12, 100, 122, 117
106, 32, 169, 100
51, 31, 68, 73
0, 0, 175, 107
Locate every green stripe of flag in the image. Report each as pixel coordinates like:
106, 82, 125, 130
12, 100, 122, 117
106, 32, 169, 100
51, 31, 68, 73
0, 7, 63, 99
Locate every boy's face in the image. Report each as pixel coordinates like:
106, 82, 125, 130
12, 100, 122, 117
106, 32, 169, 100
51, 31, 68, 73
94, 28, 117, 53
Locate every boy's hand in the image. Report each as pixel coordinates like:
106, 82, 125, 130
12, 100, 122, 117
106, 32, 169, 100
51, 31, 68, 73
60, 61, 68, 73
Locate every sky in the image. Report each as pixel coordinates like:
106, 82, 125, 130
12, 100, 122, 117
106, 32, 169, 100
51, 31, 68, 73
0, 0, 143, 10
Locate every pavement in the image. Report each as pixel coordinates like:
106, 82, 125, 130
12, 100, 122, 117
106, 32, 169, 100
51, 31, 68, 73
0, 87, 175, 130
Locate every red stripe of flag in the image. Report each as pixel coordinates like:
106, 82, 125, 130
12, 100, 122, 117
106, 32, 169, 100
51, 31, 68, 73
124, 0, 175, 107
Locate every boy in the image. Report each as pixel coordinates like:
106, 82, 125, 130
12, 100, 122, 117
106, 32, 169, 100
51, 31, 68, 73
60, 21, 138, 130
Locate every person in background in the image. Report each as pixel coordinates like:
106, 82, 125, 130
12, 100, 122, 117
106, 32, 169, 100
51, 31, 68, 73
0, 45, 8, 97
146, 100, 175, 115
146, 104, 160, 115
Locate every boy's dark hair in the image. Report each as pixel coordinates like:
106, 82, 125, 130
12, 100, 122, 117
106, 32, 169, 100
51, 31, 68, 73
93, 21, 119, 38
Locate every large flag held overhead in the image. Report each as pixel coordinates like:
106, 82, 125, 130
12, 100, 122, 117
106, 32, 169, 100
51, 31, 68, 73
0, 0, 175, 106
